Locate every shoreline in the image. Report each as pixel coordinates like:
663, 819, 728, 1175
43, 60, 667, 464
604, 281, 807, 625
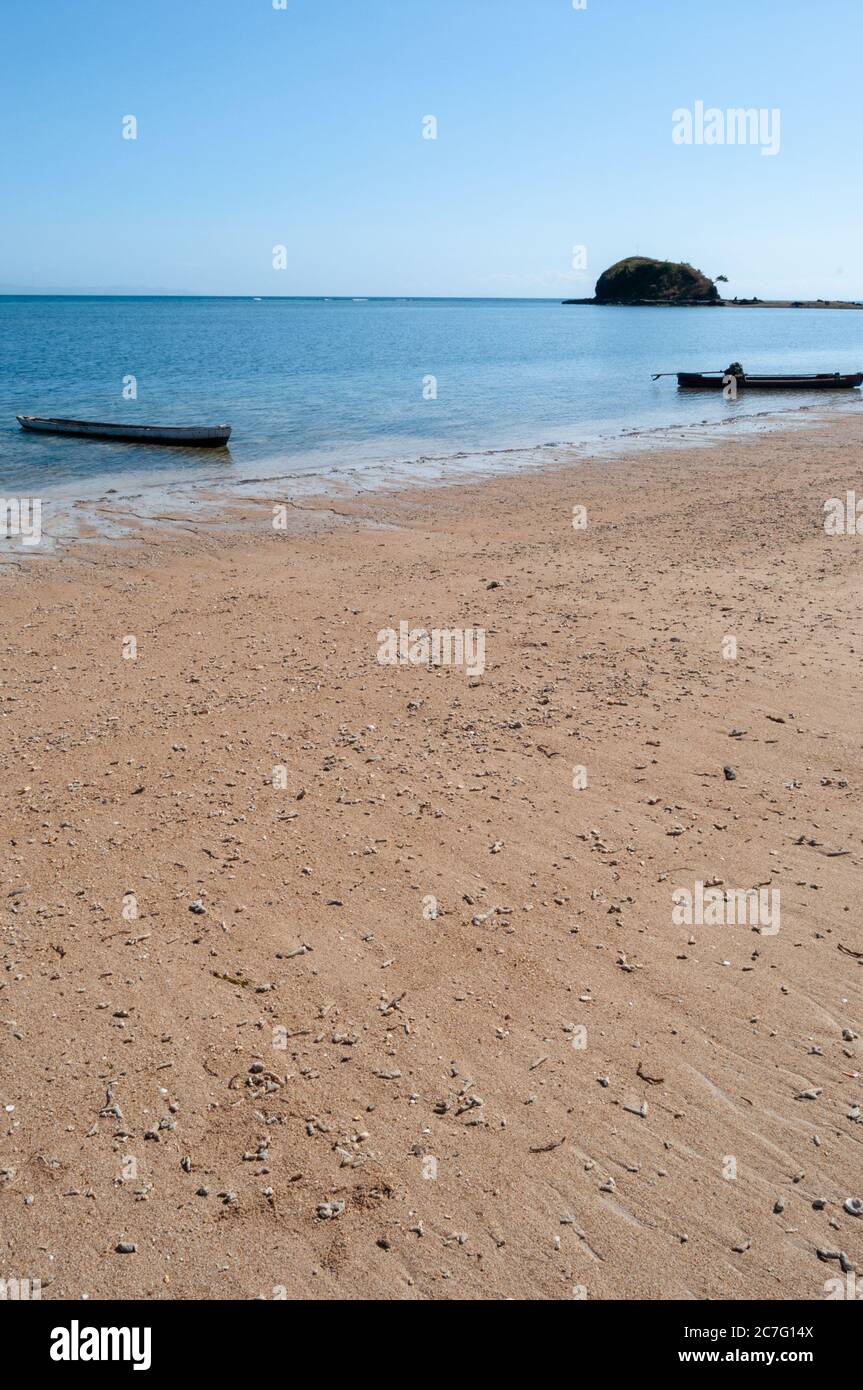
1, 414, 861, 1299
3, 396, 860, 559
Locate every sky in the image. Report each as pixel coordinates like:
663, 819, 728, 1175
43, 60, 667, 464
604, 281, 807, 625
1, 0, 861, 298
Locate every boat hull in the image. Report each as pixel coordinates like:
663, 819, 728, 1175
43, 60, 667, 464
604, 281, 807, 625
677, 373, 863, 390
17, 416, 232, 446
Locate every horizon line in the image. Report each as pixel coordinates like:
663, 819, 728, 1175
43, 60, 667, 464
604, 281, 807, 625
0, 291, 571, 301
4, 291, 861, 306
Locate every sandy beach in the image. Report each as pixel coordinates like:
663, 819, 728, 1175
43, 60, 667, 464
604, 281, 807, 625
1, 415, 861, 1302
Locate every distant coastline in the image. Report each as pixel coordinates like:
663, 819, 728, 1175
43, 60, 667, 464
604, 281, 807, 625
563, 256, 863, 310
563, 296, 863, 310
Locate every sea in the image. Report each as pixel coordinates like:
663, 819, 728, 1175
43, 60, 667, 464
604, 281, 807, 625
1, 295, 861, 524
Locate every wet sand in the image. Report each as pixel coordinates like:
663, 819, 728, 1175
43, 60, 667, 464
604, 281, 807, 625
0, 415, 861, 1300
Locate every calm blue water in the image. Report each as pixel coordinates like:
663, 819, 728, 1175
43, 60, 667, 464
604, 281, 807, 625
1, 296, 861, 498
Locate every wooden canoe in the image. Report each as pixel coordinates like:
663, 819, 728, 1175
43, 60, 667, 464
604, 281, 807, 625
676, 372, 863, 390
17, 415, 232, 446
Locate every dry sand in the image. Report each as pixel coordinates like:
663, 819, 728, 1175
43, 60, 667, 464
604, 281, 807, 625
1, 415, 861, 1301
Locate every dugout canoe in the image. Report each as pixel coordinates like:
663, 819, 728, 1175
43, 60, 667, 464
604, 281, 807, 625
16, 416, 232, 445
675, 371, 863, 390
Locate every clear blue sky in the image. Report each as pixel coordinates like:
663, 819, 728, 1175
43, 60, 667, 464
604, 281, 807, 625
2, 0, 860, 298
